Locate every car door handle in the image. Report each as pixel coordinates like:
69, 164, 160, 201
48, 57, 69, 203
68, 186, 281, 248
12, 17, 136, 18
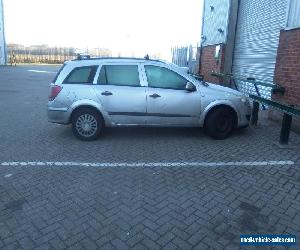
101, 91, 113, 96
149, 93, 161, 98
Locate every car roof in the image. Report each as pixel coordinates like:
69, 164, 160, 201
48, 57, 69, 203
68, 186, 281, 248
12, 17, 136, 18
74, 56, 162, 62
65, 57, 171, 67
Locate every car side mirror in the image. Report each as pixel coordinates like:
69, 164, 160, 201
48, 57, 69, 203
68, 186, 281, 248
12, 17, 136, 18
185, 82, 196, 92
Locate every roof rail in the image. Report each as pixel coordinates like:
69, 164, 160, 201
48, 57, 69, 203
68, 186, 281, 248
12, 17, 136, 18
76, 54, 91, 60
73, 55, 164, 63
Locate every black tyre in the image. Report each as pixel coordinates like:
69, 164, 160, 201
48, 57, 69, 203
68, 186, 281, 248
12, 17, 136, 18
205, 107, 235, 140
71, 108, 104, 141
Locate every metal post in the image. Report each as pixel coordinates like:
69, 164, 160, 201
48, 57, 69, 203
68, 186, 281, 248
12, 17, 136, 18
251, 101, 259, 126
232, 78, 238, 90
247, 77, 266, 110
279, 113, 292, 144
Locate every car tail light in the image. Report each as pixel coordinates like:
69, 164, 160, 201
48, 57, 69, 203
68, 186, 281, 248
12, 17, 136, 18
49, 85, 62, 101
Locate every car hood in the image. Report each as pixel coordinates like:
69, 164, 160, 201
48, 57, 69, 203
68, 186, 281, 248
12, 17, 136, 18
203, 82, 244, 97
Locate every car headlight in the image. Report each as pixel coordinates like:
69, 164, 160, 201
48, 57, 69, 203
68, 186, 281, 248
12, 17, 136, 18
240, 96, 251, 108
240, 97, 247, 103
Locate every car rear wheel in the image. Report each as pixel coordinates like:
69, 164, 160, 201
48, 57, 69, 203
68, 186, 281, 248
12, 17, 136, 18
71, 108, 104, 141
205, 107, 235, 140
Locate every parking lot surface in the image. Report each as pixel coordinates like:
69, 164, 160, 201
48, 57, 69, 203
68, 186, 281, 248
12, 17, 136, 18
0, 65, 299, 249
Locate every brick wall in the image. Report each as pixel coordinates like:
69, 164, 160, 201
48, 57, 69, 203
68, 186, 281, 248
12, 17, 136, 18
270, 28, 300, 131
272, 28, 300, 105
199, 44, 226, 84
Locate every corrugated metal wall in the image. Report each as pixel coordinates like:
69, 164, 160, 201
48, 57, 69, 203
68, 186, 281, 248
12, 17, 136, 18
232, 0, 288, 99
287, 0, 300, 28
0, 0, 6, 65
202, 0, 230, 46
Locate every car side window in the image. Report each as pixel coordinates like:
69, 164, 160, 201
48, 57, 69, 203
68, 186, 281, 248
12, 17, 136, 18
63, 66, 98, 84
145, 65, 187, 90
97, 65, 140, 87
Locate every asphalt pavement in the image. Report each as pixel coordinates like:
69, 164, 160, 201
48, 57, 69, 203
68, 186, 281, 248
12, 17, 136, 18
0, 65, 299, 249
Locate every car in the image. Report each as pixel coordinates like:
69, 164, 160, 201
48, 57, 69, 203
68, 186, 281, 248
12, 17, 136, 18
48, 57, 251, 141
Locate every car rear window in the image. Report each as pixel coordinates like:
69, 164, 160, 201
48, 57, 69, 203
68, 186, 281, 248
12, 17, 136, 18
52, 63, 66, 83
63, 66, 98, 84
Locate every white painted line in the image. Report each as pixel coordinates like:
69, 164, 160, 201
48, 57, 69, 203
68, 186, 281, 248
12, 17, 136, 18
0, 160, 294, 168
27, 70, 57, 74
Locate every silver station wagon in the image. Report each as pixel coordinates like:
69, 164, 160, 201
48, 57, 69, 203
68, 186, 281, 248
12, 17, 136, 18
48, 57, 251, 141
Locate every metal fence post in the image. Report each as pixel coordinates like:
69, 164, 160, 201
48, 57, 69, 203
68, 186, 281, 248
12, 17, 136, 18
188, 45, 193, 72
279, 113, 293, 144
251, 101, 259, 126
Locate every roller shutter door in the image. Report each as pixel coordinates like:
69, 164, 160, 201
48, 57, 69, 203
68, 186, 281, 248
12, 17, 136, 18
232, 0, 287, 98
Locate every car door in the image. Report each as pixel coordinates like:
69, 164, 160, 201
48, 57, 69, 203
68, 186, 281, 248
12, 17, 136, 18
93, 63, 147, 125
144, 65, 201, 126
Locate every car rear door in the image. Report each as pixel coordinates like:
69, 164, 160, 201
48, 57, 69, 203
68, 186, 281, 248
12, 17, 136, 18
93, 63, 147, 125
143, 64, 201, 126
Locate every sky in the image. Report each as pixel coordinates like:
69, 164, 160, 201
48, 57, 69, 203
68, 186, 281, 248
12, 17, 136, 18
3, 0, 203, 59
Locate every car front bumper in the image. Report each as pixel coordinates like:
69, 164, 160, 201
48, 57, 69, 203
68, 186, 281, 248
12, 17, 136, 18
237, 103, 251, 128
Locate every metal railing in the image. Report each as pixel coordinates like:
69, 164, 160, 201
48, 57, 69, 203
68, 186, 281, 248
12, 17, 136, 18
211, 72, 285, 95
211, 72, 300, 145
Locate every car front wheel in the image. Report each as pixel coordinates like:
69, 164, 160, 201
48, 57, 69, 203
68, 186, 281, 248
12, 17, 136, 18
71, 108, 104, 141
205, 107, 236, 140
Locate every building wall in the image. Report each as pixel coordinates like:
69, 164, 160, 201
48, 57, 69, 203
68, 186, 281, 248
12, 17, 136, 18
200, 0, 230, 83
201, 0, 230, 47
200, 0, 300, 130
272, 28, 300, 105
199, 44, 226, 83
269, 4, 300, 131
287, 0, 300, 28
269, 28, 300, 131
0, 0, 6, 65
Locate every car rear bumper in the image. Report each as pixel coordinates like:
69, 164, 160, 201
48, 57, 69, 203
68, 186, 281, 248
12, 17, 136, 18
47, 107, 70, 124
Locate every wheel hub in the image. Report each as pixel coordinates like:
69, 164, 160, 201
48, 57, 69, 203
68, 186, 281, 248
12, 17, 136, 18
76, 114, 98, 137
83, 123, 91, 131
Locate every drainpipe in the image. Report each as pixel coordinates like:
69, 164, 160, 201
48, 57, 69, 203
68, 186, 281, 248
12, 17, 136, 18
224, 0, 240, 86
0, 0, 7, 65
198, 0, 206, 76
